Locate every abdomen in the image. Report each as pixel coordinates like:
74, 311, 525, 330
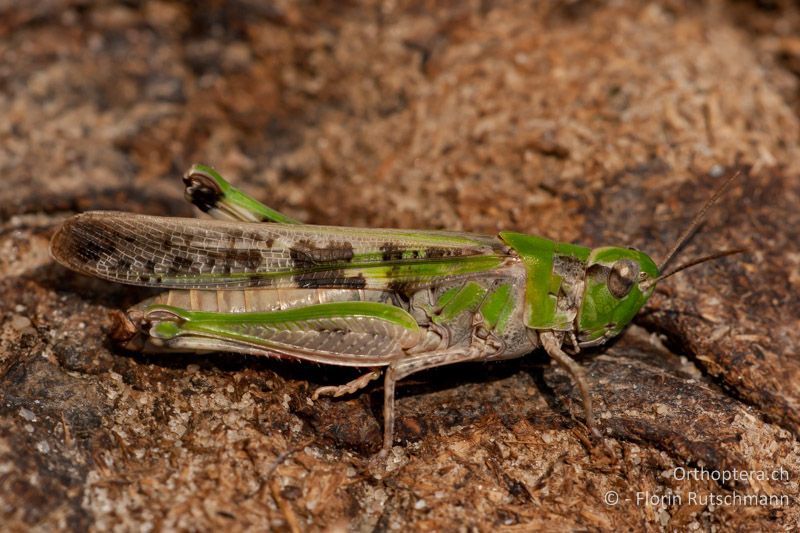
139, 287, 386, 313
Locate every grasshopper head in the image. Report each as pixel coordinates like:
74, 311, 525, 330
575, 170, 745, 347
576, 247, 659, 346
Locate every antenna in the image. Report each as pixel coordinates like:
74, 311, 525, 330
642, 249, 745, 290
658, 170, 743, 273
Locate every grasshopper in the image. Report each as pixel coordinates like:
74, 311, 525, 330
50, 165, 741, 453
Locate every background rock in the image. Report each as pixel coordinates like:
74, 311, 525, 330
1, 1, 798, 529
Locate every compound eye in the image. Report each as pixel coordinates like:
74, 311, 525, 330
608, 259, 639, 299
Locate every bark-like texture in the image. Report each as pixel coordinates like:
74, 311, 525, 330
1, 1, 799, 530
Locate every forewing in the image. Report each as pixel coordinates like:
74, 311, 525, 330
51, 212, 511, 290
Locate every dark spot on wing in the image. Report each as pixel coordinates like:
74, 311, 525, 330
226, 249, 263, 270
79, 225, 117, 263
115, 256, 132, 271
380, 243, 404, 261
195, 248, 264, 272
425, 247, 462, 259
344, 273, 367, 289
289, 246, 310, 268
169, 255, 194, 274
290, 239, 354, 268
245, 274, 275, 287
248, 250, 264, 270
242, 231, 272, 247
144, 259, 157, 273
294, 272, 321, 288
82, 241, 102, 262
326, 241, 354, 262
294, 270, 366, 289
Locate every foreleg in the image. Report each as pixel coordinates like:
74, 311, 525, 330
539, 330, 600, 437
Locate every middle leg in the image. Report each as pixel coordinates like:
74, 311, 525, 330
381, 344, 495, 453
312, 367, 383, 399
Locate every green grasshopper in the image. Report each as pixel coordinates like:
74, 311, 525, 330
50, 165, 740, 453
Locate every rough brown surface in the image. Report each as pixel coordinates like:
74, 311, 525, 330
2, 1, 799, 530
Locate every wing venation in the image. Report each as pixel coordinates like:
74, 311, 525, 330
51, 212, 512, 290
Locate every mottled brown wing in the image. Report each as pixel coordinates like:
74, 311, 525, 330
50, 211, 511, 290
